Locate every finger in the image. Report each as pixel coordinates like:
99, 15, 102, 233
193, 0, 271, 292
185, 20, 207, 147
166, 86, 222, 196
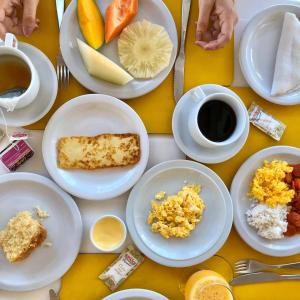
195, 40, 209, 49
3, 17, 23, 34
0, 9, 5, 22
0, 22, 6, 39
196, 0, 214, 40
22, 0, 39, 36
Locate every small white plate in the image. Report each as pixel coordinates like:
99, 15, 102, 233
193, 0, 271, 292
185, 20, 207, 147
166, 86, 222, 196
102, 289, 168, 300
239, 5, 300, 105
42, 94, 149, 201
60, 0, 178, 99
0, 42, 57, 127
0, 173, 82, 291
231, 146, 300, 257
126, 160, 233, 267
172, 85, 249, 164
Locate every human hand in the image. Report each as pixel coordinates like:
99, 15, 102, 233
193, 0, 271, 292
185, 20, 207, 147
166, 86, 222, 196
0, 0, 39, 39
196, 0, 238, 50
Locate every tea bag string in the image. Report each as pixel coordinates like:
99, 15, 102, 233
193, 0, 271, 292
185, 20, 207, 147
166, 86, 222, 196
0, 107, 11, 141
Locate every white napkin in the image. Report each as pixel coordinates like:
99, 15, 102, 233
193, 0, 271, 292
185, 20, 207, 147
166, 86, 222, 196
0, 131, 184, 298
271, 12, 300, 96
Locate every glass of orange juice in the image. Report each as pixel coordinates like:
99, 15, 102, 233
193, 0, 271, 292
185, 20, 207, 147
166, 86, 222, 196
179, 255, 234, 300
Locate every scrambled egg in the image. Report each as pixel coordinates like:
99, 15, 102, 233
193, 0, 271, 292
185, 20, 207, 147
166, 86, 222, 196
249, 160, 295, 207
147, 185, 205, 239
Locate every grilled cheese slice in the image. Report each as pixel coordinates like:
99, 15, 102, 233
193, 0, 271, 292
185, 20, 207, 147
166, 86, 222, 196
57, 133, 140, 170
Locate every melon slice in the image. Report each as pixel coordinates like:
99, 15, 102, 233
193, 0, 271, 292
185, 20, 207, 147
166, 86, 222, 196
77, 39, 133, 85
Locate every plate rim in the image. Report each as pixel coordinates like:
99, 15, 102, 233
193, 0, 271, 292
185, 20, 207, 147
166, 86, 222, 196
59, 0, 178, 99
231, 145, 300, 256
126, 159, 233, 267
102, 288, 168, 300
42, 93, 149, 201
0, 172, 82, 291
239, 4, 300, 106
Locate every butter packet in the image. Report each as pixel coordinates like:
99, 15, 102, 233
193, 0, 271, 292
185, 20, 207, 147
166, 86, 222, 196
99, 245, 144, 291
248, 102, 286, 141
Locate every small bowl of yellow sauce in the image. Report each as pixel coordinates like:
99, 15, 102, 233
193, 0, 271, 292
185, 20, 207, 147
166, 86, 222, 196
90, 215, 127, 252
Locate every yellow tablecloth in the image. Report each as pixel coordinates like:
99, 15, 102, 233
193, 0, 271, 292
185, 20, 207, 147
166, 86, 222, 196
5, 0, 300, 299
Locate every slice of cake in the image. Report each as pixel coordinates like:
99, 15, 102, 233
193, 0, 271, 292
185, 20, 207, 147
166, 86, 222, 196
0, 211, 47, 263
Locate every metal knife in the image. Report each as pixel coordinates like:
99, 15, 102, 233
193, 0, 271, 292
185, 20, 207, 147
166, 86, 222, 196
49, 289, 60, 300
174, 0, 192, 103
56, 0, 64, 28
230, 272, 300, 286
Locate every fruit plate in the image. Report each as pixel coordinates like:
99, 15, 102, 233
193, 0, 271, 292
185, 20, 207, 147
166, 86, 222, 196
42, 94, 149, 201
126, 160, 233, 267
231, 146, 300, 256
0, 173, 82, 291
60, 0, 178, 99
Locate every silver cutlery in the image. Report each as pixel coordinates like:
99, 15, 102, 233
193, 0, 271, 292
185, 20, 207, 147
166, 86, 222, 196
56, 0, 70, 88
49, 289, 60, 300
230, 271, 300, 286
235, 259, 300, 274
174, 0, 191, 103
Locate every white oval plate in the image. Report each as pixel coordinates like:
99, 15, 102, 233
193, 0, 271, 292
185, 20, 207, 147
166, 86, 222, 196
42, 94, 149, 201
239, 5, 300, 105
231, 146, 300, 256
0, 173, 82, 291
60, 0, 178, 99
172, 84, 249, 164
0, 43, 57, 127
126, 160, 233, 267
103, 289, 168, 300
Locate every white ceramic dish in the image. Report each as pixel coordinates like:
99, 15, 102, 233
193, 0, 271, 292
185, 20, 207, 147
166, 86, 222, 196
126, 160, 233, 267
0, 43, 57, 127
102, 289, 168, 300
90, 215, 127, 252
239, 5, 300, 105
0, 173, 82, 291
42, 94, 149, 201
172, 84, 249, 164
60, 0, 178, 99
231, 146, 300, 257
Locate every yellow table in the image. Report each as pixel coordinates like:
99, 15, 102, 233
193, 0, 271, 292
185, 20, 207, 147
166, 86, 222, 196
10, 0, 300, 299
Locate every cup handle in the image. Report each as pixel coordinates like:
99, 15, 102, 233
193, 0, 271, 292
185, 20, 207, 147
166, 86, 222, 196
4, 33, 18, 49
191, 87, 206, 103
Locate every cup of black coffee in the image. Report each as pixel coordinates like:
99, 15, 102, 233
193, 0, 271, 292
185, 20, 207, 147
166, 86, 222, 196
188, 88, 247, 148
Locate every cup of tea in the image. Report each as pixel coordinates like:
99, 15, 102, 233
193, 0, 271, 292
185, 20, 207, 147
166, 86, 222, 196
0, 33, 40, 111
188, 88, 247, 148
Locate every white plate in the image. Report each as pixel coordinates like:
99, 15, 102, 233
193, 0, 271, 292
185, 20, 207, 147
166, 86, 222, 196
0, 43, 57, 127
42, 94, 149, 201
239, 5, 300, 105
126, 160, 233, 267
103, 289, 168, 300
60, 0, 178, 99
172, 85, 249, 164
231, 146, 300, 257
0, 173, 82, 291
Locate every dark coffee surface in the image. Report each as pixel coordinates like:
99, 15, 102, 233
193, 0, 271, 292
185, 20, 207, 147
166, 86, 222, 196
197, 100, 237, 142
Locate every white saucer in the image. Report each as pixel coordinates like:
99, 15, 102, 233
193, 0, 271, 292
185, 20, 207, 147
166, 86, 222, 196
102, 289, 168, 300
0, 43, 57, 127
60, 0, 178, 99
172, 84, 249, 164
239, 5, 300, 105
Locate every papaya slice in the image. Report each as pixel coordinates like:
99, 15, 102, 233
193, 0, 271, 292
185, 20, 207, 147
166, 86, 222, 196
77, 0, 104, 49
105, 0, 138, 43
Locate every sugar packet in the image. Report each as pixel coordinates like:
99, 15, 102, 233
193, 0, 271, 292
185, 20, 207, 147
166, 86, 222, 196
248, 102, 286, 141
99, 245, 144, 291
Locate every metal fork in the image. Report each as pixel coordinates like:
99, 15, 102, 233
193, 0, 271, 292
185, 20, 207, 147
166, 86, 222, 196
56, 0, 70, 88
235, 259, 300, 274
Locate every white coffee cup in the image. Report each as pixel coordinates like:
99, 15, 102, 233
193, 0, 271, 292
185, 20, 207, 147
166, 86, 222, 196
0, 33, 40, 111
188, 87, 247, 148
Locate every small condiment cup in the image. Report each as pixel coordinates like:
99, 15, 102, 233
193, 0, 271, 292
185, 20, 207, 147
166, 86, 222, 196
90, 215, 127, 253
188, 87, 247, 148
